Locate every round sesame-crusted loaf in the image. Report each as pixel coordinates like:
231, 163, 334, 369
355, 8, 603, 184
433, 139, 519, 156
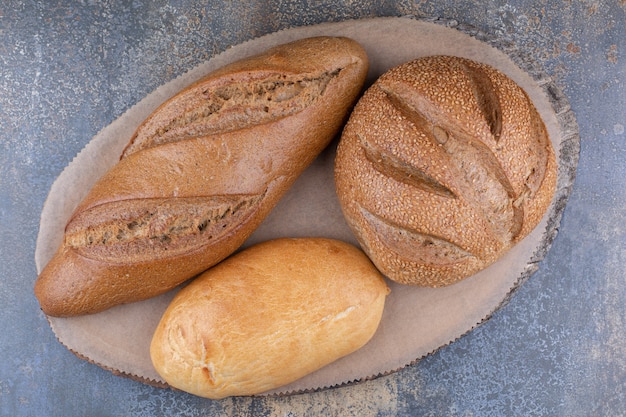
335, 55, 557, 286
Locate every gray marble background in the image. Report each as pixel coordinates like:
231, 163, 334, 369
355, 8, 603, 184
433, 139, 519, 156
1, 1, 624, 416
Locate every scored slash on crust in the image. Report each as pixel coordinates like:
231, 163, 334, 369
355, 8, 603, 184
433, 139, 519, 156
359, 132, 456, 199
377, 77, 523, 245
65, 191, 267, 263
122, 69, 342, 157
357, 205, 475, 266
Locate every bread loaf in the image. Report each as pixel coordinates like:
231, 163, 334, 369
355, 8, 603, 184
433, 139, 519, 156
150, 238, 390, 399
35, 37, 369, 317
335, 55, 557, 286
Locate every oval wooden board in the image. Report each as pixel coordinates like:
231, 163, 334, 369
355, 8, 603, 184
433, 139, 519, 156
35, 17, 579, 397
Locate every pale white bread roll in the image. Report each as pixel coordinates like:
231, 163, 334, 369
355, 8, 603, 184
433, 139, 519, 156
150, 238, 390, 399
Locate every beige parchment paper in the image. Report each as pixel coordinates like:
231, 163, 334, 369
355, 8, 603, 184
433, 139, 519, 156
34, 17, 578, 396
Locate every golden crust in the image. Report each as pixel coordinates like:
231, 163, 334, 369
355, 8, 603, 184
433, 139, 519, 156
35, 37, 369, 317
150, 238, 389, 399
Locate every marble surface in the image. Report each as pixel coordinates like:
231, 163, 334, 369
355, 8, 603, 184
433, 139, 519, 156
1, 1, 624, 416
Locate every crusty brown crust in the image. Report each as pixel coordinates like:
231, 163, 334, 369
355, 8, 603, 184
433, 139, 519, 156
335, 55, 557, 286
35, 37, 369, 317
150, 238, 390, 399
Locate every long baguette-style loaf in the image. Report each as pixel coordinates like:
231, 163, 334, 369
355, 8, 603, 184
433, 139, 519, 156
35, 37, 369, 317
335, 55, 557, 287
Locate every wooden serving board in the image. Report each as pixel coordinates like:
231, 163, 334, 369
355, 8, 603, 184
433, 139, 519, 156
35, 17, 579, 396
